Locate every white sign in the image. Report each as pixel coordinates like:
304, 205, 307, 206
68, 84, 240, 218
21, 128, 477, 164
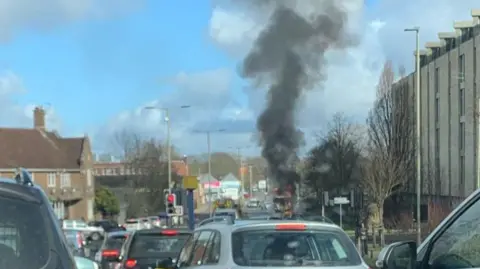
174, 205, 183, 216
333, 197, 350, 205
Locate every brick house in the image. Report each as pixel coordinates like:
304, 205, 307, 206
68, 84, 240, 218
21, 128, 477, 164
0, 107, 95, 220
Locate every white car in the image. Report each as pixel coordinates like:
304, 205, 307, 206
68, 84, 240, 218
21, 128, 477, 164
63, 220, 104, 240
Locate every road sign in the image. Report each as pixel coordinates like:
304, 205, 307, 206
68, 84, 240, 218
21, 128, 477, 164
334, 197, 350, 205
174, 205, 183, 216
183, 176, 198, 190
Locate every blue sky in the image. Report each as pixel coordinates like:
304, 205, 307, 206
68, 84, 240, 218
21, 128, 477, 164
0, 0, 235, 136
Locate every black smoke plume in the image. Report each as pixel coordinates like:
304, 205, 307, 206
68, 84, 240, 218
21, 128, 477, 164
240, 1, 356, 195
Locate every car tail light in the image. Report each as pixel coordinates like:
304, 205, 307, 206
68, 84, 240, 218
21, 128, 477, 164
102, 249, 119, 257
76, 232, 83, 247
125, 259, 137, 268
161, 229, 178, 236
275, 223, 306, 230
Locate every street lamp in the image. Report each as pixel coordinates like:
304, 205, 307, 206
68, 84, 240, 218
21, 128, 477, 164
194, 128, 226, 216
144, 105, 191, 193
405, 26, 421, 246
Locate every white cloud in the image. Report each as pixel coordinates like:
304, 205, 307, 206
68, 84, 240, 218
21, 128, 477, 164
95, 69, 259, 155
0, 71, 62, 130
0, 0, 143, 41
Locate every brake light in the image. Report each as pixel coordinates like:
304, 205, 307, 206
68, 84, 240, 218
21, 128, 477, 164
125, 259, 137, 268
76, 232, 83, 247
275, 223, 306, 230
102, 249, 119, 257
161, 229, 178, 235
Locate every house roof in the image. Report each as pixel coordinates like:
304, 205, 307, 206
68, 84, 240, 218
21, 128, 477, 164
0, 128, 85, 169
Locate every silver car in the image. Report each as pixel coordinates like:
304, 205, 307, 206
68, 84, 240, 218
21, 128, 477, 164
175, 219, 369, 268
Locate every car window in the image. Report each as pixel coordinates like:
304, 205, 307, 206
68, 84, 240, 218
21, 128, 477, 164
428, 195, 480, 266
0, 196, 50, 267
189, 231, 213, 266
231, 230, 361, 266
178, 232, 198, 266
105, 234, 128, 249
129, 234, 190, 258
202, 231, 221, 265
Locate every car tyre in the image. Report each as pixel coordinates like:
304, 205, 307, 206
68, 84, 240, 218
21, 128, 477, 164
90, 232, 101, 241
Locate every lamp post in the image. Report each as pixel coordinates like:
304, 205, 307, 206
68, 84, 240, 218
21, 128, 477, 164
405, 26, 421, 245
194, 128, 226, 216
144, 105, 190, 193
229, 146, 250, 193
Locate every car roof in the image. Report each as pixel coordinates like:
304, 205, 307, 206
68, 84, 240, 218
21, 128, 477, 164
214, 208, 237, 213
107, 230, 131, 237
134, 228, 192, 235
196, 220, 343, 233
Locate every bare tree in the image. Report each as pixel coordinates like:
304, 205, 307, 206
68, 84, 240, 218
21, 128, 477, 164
304, 113, 362, 208
112, 130, 176, 217
362, 61, 415, 246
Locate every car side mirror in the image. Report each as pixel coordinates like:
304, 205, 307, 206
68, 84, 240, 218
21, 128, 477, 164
376, 241, 416, 269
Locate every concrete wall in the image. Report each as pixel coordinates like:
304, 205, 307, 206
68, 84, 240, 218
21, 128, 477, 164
400, 24, 480, 199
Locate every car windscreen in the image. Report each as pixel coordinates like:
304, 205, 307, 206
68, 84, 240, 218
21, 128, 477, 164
214, 211, 235, 218
231, 229, 362, 266
0, 195, 52, 267
129, 234, 189, 258
105, 234, 129, 249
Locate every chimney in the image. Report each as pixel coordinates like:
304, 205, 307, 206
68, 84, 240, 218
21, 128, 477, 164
33, 106, 46, 130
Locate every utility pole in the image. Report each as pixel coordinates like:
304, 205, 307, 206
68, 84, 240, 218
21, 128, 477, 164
405, 26, 421, 245
249, 165, 253, 197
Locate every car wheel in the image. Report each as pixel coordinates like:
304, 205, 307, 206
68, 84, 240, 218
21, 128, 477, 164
90, 232, 101, 241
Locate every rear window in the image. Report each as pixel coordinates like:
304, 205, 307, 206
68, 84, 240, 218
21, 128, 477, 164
105, 234, 128, 249
129, 234, 189, 258
126, 219, 139, 224
0, 195, 51, 267
231, 230, 361, 266
214, 211, 235, 219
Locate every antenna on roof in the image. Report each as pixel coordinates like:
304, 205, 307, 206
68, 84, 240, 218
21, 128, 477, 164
14, 167, 34, 186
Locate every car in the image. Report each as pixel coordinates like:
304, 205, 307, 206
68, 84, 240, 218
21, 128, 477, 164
175, 219, 368, 268
95, 230, 131, 269
213, 208, 239, 219
117, 228, 192, 268
124, 218, 148, 231
0, 168, 99, 268
376, 187, 480, 269
89, 220, 125, 233
64, 219, 105, 240
147, 216, 162, 227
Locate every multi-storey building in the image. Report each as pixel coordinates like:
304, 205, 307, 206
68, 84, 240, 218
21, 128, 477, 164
398, 9, 480, 199
0, 107, 95, 220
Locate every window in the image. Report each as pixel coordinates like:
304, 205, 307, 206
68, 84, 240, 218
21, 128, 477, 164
47, 173, 56, 187
460, 122, 465, 151
427, 192, 480, 266
60, 173, 71, 188
231, 230, 361, 266
129, 233, 190, 258
459, 54, 465, 83
189, 231, 213, 265
0, 195, 50, 267
178, 232, 200, 267
203, 232, 221, 264
459, 88, 465, 116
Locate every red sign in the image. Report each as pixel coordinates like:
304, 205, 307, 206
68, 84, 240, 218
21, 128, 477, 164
203, 181, 220, 188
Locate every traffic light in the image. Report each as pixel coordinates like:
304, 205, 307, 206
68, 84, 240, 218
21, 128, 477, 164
166, 193, 176, 215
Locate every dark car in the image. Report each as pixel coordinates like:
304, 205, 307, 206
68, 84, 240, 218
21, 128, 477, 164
119, 228, 191, 269
0, 168, 97, 268
89, 220, 125, 233
96, 230, 131, 269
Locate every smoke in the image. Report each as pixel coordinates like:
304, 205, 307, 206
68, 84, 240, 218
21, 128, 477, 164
240, 0, 357, 194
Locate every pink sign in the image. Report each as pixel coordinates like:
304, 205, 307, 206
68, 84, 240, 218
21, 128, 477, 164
203, 181, 220, 189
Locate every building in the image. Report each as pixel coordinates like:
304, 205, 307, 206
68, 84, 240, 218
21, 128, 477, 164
399, 9, 480, 199
94, 159, 189, 177
0, 107, 95, 220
